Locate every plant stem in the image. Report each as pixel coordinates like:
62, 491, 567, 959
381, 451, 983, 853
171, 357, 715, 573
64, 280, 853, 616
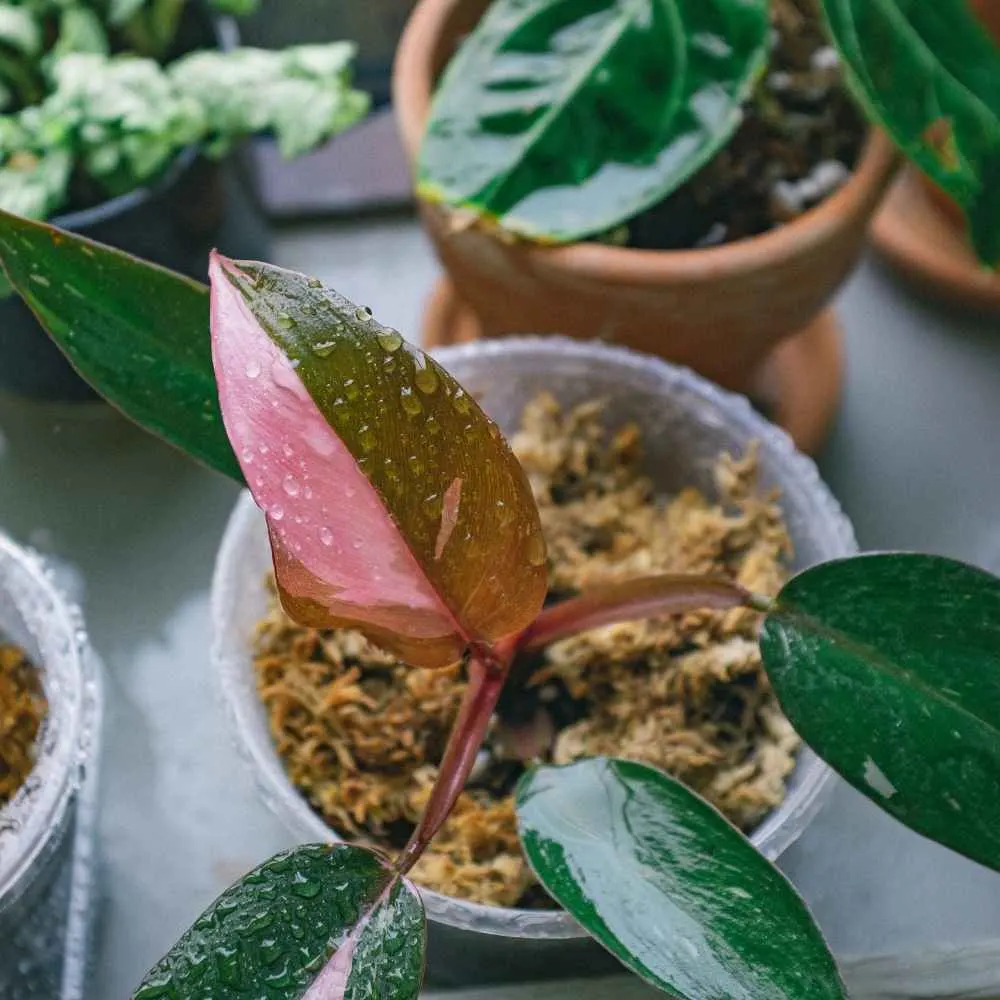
393, 638, 515, 877
520, 574, 764, 651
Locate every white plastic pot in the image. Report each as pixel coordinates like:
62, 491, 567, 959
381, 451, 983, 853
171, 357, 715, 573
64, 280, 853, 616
212, 337, 857, 985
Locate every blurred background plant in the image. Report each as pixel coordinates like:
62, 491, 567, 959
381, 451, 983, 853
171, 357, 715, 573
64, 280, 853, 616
0, 0, 369, 221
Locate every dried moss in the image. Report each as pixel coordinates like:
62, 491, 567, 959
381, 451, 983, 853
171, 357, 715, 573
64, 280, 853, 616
254, 395, 798, 907
0, 644, 47, 808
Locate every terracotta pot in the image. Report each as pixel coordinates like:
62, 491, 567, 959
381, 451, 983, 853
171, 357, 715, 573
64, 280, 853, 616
393, 0, 900, 405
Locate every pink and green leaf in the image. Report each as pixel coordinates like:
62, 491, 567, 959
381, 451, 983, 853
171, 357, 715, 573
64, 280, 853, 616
133, 844, 425, 1000
209, 254, 548, 668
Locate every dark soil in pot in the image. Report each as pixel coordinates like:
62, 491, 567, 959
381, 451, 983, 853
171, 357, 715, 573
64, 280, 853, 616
605, 0, 866, 251
0, 7, 271, 402
0, 642, 47, 810
253, 395, 800, 909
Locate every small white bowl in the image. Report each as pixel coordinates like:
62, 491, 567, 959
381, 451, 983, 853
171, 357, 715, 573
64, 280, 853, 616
212, 337, 857, 983
0, 532, 102, 998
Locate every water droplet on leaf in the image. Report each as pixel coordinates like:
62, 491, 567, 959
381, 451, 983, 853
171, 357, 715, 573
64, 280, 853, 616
415, 366, 439, 395
282, 475, 300, 497
526, 534, 547, 567
377, 329, 403, 352
277, 314, 295, 330
307, 276, 323, 288
245, 360, 261, 379
320, 527, 334, 547
400, 387, 422, 417
312, 340, 336, 357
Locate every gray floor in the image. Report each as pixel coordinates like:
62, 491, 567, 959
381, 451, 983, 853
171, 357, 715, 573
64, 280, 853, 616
1, 216, 999, 997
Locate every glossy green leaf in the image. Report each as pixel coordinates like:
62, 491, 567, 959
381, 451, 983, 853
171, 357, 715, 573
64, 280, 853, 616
211, 255, 547, 668
0, 211, 241, 481
517, 758, 845, 1000
417, 0, 769, 242
761, 553, 1000, 872
133, 844, 425, 1000
821, 0, 1000, 266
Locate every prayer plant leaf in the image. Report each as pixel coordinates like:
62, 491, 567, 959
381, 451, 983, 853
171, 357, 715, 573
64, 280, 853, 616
820, 0, 1000, 267
0, 211, 241, 481
417, 0, 770, 243
133, 844, 425, 1000
210, 254, 548, 668
516, 758, 845, 1000
760, 553, 1000, 873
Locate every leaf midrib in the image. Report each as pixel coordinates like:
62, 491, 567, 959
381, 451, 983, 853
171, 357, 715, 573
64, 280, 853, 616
773, 604, 1000, 746
465, 0, 688, 214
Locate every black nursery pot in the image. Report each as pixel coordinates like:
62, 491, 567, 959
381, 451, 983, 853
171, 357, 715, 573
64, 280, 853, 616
0, 17, 272, 402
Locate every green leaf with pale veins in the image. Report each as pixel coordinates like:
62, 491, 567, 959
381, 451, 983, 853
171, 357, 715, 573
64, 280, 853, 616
417, 0, 770, 242
761, 553, 1000, 873
517, 758, 845, 1000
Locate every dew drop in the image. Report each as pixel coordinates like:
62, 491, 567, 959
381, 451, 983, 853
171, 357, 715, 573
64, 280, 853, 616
245, 360, 261, 379
488, 421, 501, 440
377, 329, 403, 353
290, 872, 322, 898
400, 386, 423, 417
344, 379, 360, 401
271, 506, 285, 522
320, 527, 334, 547
414, 366, 439, 395
452, 388, 471, 414
358, 425, 375, 452
282, 475, 300, 497
307, 276, 323, 288
312, 340, 336, 357
304, 486, 313, 499
282, 443, 293, 458
259, 444, 270, 456
352, 538, 363, 549
241, 447, 255, 464
526, 534, 547, 567
29, 273, 50, 287
355, 306, 373, 322
277, 314, 295, 330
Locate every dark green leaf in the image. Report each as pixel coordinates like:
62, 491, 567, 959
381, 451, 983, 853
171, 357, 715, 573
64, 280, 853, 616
133, 844, 426, 1000
821, 0, 1000, 266
418, 0, 769, 242
517, 758, 845, 1000
761, 553, 1000, 873
0, 211, 241, 481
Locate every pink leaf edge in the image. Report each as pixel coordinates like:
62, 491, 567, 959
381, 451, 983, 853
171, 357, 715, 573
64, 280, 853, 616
209, 252, 463, 649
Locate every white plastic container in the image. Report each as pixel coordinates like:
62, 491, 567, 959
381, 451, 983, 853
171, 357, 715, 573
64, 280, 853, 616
0, 534, 102, 1000
212, 338, 857, 984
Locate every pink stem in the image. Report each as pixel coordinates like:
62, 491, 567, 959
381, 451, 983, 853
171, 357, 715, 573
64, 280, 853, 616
393, 638, 515, 877
520, 574, 763, 652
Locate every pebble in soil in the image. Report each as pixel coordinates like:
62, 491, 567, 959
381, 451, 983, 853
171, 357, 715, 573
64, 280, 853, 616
612, 0, 866, 251
253, 395, 799, 908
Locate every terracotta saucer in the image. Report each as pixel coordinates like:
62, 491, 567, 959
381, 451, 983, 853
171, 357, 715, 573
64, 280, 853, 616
422, 276, 843, 456
871, 166, 1000, 313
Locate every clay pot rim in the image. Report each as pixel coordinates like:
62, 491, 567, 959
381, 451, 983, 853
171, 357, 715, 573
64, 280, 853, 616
393, 0, 901, 284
